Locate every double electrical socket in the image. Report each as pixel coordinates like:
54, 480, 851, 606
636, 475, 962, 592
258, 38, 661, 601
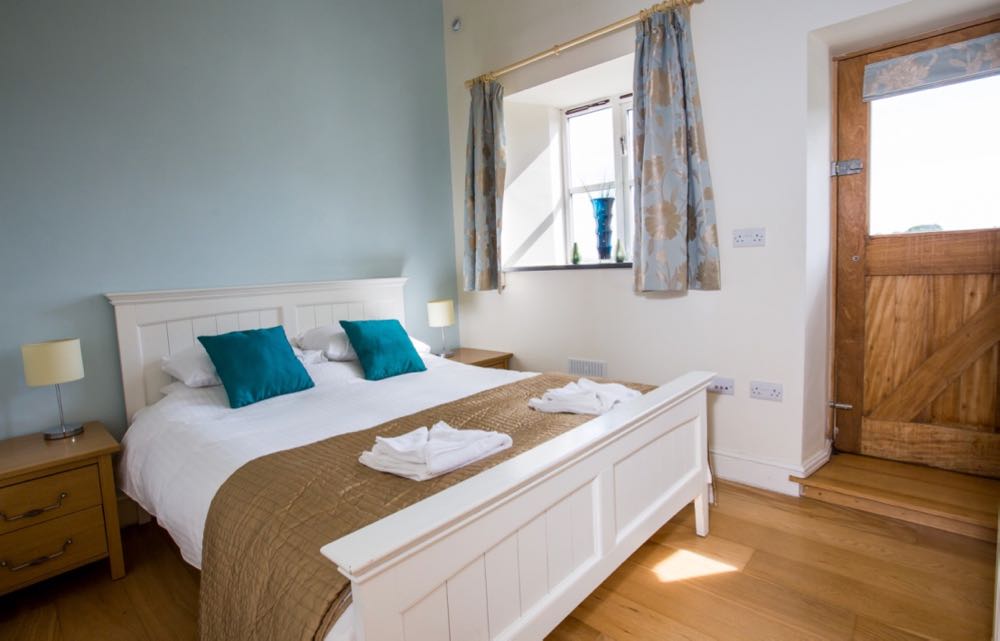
732, 227, 766, 247
708, 376, 783, 402
750, 380, 783, 402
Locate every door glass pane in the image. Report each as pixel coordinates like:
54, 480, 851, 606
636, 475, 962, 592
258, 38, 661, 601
570, 190, 617, 264
567, 107, 615, 188
869, 74, 1000, 235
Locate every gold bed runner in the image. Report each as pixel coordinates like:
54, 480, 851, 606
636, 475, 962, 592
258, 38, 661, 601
199, 373, 653, 641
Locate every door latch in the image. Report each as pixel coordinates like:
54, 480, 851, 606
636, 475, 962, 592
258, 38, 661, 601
831, 159, 863, 176
828, 401, 854, 411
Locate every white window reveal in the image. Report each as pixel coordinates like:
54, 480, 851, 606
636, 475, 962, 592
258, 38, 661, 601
562, 94, 634, 264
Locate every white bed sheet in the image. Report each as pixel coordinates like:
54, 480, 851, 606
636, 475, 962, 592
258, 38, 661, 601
119, 355, 533, 641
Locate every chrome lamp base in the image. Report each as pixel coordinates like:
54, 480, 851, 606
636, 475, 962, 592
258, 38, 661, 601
42, 383, 85, 440
44, 424, 85, 441
437, 326, 453, 358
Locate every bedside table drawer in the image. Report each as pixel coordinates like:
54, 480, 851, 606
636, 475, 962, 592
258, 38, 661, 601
0, 505, 107, 595
0, 465, 102, 536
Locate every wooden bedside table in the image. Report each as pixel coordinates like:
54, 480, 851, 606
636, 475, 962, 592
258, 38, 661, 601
0, 421, 124, 595
447, 348, 513, 370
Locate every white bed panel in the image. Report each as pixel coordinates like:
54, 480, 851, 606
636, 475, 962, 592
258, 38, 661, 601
446, 558, 490, 641
190, 316, 218, 338
107, 278, 407, 421
516, 514, 549, 613
545, 493, 576, 588
569, 484, 596, 567
483, 534, 521, 636
401, 585, 449, 641
217, 312, 239, 334
165, 319, 195, 352
139, 323, 170, 408
614, 418, 696, 542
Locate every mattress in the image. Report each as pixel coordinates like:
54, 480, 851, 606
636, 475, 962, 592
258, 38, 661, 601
118, 354, 534, 641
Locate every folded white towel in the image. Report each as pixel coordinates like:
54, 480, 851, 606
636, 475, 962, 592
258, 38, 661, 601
371, 426, 429, 465
360, 421, 512, 481
528, 378, 640, 415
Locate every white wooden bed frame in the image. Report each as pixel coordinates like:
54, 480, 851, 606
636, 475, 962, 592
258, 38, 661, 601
106, 278, 713, 641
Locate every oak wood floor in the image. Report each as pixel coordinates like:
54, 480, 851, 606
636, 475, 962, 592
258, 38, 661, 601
0, 482, 995, 641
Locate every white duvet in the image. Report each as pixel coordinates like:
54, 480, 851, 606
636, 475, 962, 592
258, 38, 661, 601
119, 355, 533, 641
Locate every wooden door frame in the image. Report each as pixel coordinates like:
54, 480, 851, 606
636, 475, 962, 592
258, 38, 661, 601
830, 16, 1000, 453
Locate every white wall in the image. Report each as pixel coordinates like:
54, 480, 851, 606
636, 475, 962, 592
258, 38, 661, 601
440, 0, 997, 494
502, 103, 565, 268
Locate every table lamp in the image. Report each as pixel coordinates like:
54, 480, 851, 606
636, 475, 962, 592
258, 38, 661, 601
426, 299, 455, 357
21, 338, 86, 440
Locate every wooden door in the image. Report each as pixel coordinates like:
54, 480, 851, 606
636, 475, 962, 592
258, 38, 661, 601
833, 20, 1000, 477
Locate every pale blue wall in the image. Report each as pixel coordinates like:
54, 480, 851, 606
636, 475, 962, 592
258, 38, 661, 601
0, 1, 456, 439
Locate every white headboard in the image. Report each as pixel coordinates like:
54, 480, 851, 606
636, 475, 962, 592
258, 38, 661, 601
106, 277, 407, 422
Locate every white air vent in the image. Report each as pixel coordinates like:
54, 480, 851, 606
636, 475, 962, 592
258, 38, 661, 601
568, 358, 607, 378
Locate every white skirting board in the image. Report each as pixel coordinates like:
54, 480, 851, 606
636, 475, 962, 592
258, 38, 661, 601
710, 442, 831, 496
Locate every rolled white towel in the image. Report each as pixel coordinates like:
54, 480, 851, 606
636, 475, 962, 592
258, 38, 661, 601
359, 421, 512, 481
529, 378, 640, 415
578, 378, 640, 407
528, 390, 605, 414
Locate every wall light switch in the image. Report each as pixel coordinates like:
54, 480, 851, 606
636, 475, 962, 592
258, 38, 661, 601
708, 376, 735, 395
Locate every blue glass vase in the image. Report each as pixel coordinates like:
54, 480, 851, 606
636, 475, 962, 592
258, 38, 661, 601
591, 197, 614, 261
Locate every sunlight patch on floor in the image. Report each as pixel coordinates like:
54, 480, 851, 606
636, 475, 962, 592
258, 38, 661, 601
652, 548, 737, 583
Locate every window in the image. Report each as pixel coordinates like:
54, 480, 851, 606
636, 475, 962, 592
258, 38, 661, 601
562, 94, 634, 263
869, 74, 1000, 235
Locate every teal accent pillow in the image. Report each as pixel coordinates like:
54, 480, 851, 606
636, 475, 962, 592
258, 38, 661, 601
339, 319, 427, 381
198, 326, 314, 408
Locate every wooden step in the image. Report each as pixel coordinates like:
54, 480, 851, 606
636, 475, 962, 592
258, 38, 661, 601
791, 453, 1000, 543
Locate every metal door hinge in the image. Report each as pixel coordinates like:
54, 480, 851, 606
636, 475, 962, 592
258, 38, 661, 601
831, 159, 863, 176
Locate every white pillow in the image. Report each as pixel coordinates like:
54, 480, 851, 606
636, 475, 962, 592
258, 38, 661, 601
297, 348, 326, 365
161, 344, 220, 388
296, 324, 432, 361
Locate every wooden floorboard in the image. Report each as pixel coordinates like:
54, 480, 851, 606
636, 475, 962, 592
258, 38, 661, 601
0, 483, 994, 641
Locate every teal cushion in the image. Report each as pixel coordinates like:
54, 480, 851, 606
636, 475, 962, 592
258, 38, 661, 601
198, 326, 314, 408
339, 319, 427, 381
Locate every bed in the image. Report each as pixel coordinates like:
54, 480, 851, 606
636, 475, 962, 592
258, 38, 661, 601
107, 278, 713, 641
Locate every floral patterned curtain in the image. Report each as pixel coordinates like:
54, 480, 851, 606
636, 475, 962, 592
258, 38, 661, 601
632, 7, 720, 292
863, 32, 999, 102
463, 79, 506, 292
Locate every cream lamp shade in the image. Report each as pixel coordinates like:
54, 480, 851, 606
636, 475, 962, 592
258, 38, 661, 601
426, 299, 456, 328
21, 338, 85, 387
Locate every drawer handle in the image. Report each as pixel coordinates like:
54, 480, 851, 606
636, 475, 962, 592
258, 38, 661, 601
1, 538, 73, 572
0, 492, 69, 522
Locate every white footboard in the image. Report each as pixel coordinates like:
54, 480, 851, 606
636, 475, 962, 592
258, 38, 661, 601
321, 371, 714, 641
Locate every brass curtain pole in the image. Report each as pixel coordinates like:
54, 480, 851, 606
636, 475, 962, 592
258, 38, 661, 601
464, 0, 703, 87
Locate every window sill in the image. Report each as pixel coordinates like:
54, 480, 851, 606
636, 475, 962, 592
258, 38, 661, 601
503, 262, 632, 273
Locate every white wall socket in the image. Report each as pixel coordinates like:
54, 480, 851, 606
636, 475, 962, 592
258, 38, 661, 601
733, 227, 766, 247
708, 376, 735, 395
749, 380, 783, 401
